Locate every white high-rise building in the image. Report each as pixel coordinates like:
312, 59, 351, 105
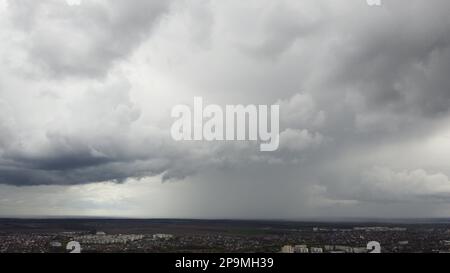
294, 245, 309, 253
310, 247, 324, 253
153, 234, 174, 240
281, 245, 295, 253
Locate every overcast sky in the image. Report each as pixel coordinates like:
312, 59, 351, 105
1, 0, 450, 219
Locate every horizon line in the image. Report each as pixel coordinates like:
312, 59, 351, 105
1, 216, 450, 223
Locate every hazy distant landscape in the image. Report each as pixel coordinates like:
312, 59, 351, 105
2, 218, 450, 253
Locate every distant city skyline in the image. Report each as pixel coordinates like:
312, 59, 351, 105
1, 218, 450, 253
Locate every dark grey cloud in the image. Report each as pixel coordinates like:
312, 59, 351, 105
326, 0, 450, 119
1, 0, 450, 218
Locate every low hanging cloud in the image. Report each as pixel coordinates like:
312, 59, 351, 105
1, 0, 450, 218
0, 86, 326, 186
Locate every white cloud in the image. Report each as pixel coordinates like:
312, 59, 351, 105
0, 0, 8, 11
7, 0, 172, 78
66, 0, 82, 6
357, 167, 450, 202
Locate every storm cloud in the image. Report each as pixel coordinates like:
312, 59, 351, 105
1, 0, 450, 218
